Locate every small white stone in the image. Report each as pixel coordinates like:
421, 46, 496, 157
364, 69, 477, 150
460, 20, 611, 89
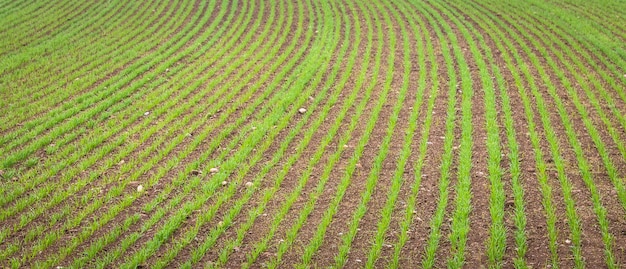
210, 167, 219, 173
137, 185, 144, 192
144, 111, 150, 116
221, 181, 228, 186
298, 108, 307, 114
245, 182, 253, 187
356, 259, 362, 263
565, 239, 571, 244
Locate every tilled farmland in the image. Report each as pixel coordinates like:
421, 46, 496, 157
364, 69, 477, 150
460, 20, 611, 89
1, 0, 626, 268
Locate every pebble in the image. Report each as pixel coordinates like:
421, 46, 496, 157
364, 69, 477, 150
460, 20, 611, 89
298, 108, 307, 114
356, 259, 362, 263
144, 111, 150, 116
137, 185, 144, 192
565, 239, 571, 244
245, 182, 253, 187
221, 181, 228, 186
118, 160, 125, 165
210, 167, 219, 173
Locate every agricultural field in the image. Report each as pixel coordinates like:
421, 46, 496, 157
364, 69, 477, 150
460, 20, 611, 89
0, 0, 625, 268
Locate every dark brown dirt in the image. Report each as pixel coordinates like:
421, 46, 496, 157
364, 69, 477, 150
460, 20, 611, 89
220, 2, 368, 267
380, 2, 454, 267
487, 2, 626, 267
